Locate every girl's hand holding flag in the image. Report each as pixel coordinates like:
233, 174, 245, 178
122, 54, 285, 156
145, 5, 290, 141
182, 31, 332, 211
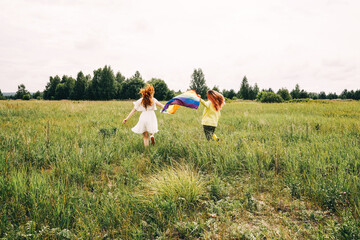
161, 90, 201, 114
160, 89, 224, 141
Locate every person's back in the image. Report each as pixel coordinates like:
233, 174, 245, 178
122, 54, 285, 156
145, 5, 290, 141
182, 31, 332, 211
133, 97, 158, 112
200, 90, 225, 141
201, 99, 221, 127
122, 84, 164, 147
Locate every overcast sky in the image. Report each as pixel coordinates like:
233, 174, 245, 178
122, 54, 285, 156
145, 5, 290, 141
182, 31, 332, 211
0, 0, 359, 93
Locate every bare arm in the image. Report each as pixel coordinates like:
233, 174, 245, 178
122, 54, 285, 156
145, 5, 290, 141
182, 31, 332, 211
122, 108, 137, 124
156, 101, 165, 110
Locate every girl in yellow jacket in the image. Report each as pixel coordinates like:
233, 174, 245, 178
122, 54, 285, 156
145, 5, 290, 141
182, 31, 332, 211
200, 90, 225, 141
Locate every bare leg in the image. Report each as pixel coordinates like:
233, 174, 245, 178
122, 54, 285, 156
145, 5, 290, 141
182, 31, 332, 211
150, 133, 155, 145
143, 132, 149, 147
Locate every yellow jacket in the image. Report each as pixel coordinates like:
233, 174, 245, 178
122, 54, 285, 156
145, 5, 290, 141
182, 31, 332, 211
200, 99, 221, 127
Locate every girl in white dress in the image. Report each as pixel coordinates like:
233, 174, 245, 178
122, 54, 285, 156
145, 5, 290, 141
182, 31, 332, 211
122, 84, 164, 147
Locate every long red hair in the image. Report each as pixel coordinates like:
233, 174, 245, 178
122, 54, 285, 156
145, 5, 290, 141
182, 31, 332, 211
207, 89, 225, 111
140, 84, 154, 109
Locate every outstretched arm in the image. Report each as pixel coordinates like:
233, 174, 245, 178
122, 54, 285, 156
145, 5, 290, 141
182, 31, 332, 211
200, 98, 209, 108
122, 108, 137, 124
156, 101, 165, 110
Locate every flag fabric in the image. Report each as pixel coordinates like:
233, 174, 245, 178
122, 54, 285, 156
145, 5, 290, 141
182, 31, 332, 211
161, 90, 200, 114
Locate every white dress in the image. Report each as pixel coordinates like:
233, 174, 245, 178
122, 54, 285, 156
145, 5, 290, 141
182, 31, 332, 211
131, 98, 159, 134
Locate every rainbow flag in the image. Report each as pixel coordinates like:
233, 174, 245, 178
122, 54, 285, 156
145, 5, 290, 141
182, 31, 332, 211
161, 90, 200, 114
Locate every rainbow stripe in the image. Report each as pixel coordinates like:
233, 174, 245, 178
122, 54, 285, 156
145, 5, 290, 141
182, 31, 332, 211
161, 90, 200, 114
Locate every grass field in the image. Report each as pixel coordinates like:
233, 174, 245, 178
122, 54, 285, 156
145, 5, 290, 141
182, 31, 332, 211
0, 100, 359, 239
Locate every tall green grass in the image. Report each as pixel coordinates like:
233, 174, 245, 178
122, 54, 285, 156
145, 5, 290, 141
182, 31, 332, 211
0, 100, 359, 238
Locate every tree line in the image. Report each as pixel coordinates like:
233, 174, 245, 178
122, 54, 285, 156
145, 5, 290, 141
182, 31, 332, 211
1, 66, 359, 101
189, 68, 360, 101
41, 66, 175, 101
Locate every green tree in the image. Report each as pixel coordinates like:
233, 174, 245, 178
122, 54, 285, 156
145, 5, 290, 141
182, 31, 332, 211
257, 91, 283, 103
340, 89, 348, 99
87, 66, 116, 100
54, 83, 67, 100
308, 92, 319, 100
354, 90, 360, 100
347, 90, 355, 100
32, 91, 42, 100
319, 91, 327, 99
66, 76, 76, 98
222, 89, 228, 98
223, 89, 236, 99
22, 93, 31, 100
43, 75, 61, 100
290, 84, 301, 99
115, 72, 126, 99
299, 90, 309, 99
70, 71, 88, 100
277, 88, 292, 101
100, 65, 116, 100
43, 77, 52, 100
249, 83, 260, 100
88, 68, 102, 100
15, 84, 30, 99
147, 78, 172, 100
327, 92, 338, 99
238, 76, 250, 99
121, 71, 145, 99
0, 89, 5, 100
166, 90, 175, 100
189, 68, 208, 98
54, 75, 75, 99
212, 85, 220, 92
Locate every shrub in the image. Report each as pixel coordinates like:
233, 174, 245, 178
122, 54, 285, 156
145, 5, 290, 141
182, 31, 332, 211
22, 93, 31, 100
277, 88, 292, 101
256, 91, 283, 103
224, 97, 232, 103
147, 166, 206, 206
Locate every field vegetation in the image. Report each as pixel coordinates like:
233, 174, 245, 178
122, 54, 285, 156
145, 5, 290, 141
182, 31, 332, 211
0, 100, 359, 239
